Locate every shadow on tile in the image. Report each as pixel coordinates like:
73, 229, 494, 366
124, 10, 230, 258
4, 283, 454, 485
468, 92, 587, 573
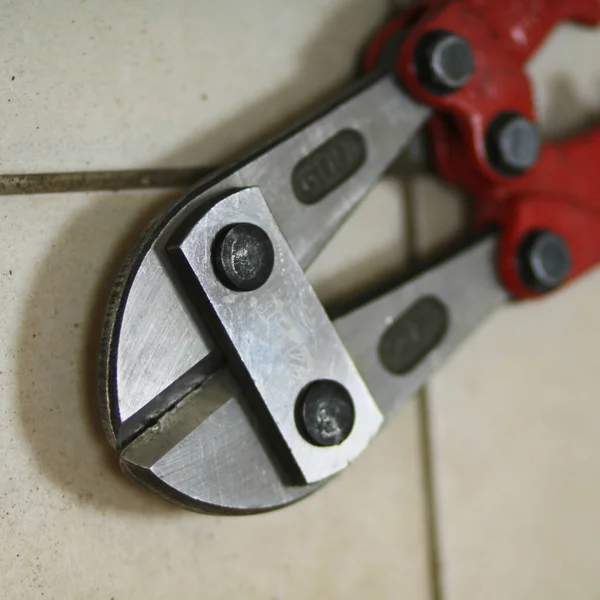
16, 192, 180, 515
15, 0, 402, 516
164, 0, 398, 167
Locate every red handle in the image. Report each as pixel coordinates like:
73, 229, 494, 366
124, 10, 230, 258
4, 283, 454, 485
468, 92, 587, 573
364, 0, 600, 298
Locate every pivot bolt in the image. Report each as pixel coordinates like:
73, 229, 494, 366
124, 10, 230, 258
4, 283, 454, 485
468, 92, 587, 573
296, 380, 355, 447
519, 230, 571, 292
486, 112, 541, 176
212, 223, 275, 291
415, 30, 475, 95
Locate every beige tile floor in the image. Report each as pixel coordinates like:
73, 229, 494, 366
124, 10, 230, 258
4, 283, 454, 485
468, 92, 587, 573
411, 23, 600, 600
1, 1, 600, 599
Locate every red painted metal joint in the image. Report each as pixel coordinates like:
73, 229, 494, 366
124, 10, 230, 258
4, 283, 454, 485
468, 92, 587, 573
365, 0, 600, 298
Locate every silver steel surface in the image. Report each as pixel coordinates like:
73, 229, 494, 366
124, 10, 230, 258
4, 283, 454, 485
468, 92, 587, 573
392, 130, 430, 176
170, 188, 383, 484
117, 236, 507, 514
120, 369, 323, 514
335, 235, 509, 417
99, 72, 430, 446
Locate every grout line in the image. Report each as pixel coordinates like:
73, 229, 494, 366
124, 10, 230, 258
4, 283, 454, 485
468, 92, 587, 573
417, 387, 444, 600
0, 167, 214, 195
403, 180, 418, 267
403, 178, 444, 600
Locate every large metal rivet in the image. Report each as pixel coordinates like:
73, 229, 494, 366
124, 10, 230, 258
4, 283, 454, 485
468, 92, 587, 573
212, 223, 275, 292
296, 380, 355, 447
486, 112, 541, 176
415, 30, 475, 95
519, 230, 571, 292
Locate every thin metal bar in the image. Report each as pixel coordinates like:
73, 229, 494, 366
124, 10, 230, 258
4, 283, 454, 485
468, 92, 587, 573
0, 168, 214, 196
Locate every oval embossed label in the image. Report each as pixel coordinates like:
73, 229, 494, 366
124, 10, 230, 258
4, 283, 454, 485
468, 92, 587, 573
379, 296, 449, 375
291, 129, 367, 205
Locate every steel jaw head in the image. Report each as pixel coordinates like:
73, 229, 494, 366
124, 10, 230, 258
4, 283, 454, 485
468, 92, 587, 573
98, 187, 383, 514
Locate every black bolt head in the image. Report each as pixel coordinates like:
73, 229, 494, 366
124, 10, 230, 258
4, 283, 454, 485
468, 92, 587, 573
296, 380, 355, 447
415, 30, 475, 95
519, 230, 571, 292
212, 223, 275, 292
486, 112, 541, 176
